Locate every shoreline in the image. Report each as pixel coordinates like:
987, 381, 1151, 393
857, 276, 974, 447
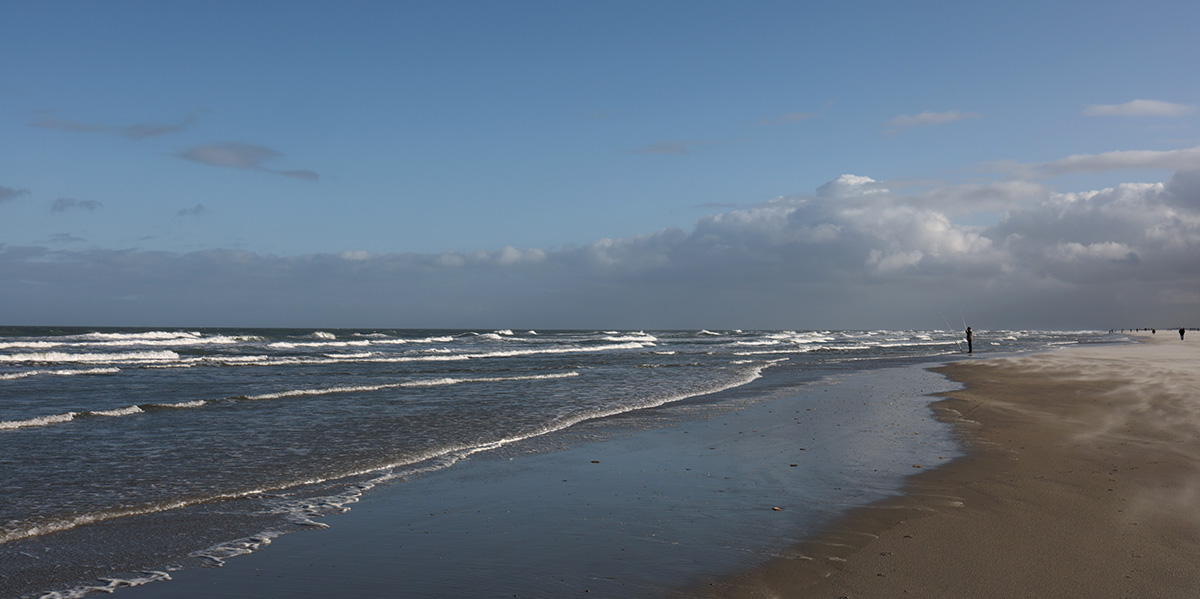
699, 333, 1200, 597
98, 361, 959, 599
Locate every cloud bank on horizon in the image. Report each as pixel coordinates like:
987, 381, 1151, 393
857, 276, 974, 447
4, 157, 1198, 330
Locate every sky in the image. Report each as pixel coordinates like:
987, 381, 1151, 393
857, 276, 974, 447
2, 1, 1199, 330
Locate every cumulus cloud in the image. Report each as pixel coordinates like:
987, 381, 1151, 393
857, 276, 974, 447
5, 168, 1200, 329
1084, 99, 1195, 117
51, 198, 102, 212
179, 143, 319, 180
1, 186, 30, 204
32, 115, 198, 139
885, 110, 980, 134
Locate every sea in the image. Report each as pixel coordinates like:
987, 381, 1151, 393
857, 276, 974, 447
0, 327, 1125, 598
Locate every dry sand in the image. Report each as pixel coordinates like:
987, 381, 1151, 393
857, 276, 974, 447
700, 332, 1200, 598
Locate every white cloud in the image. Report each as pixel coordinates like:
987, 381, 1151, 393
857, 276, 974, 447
885, 110, 980, 134
1084, 99, 1195, 117
1039, 146, 1200, 176
4, 166, 1200, 329
179, 143, 319, 181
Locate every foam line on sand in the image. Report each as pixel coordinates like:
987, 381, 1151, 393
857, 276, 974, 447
696, 332, 1200, 598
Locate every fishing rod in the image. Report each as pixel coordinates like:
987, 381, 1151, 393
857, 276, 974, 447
962, 312, 972, 354
941, 312, 964, 353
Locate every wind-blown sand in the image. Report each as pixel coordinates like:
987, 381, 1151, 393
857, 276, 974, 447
701, 332, 1200, 597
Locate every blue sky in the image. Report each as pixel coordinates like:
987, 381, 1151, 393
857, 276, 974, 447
2, 2, 1199, 329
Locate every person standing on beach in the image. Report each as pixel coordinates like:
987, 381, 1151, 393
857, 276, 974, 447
966, 326, 973, 353
1181, 328, 1186, 340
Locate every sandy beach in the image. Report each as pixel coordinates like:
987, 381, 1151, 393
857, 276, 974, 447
702, 332, 1200, 598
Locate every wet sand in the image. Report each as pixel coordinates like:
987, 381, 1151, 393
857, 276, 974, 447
700, 332, 1200, 598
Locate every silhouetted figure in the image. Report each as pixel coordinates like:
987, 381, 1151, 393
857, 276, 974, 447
966, 326, 973, 353
1181, 328, 1186, 340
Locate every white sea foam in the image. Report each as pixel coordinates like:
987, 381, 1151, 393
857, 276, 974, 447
191, 531, 284, 565
81, 331, 201, 341
152, 400, 208, 409
268, 340, 371, 349
0, 340, 63, 350
0, 367, 120, 380
80, 335, 251, 348
0, 484, 280, 545
243, 372, 580, 401
0, 412, 79, 430
323, 352, 375, 359
0, 403, 156, 431
36, 570, 174, 599
0, 350, 179, 364
309, 331, 337, 340
88, 405, 144, 418
603, 332, 658, 343
733, 347, 820, 356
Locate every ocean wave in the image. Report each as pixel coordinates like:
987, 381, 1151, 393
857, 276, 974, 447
72, 334, 257, 348
602, 332, 658, 343
0, 340, 64, 350
0, 350, 179, 364
0, 373, 582, 431
0, 367, 120, 380
0, 412, 79, 430
81, 331, 202, 341
177, 342, 651, 369
268, 340, 371, 349
86, 405, 144, 418
146, 400, 208, 409
0, 403, 152, 430
733, 347, 820, 356
0, 486, 274, 545
243, 372, 580, 401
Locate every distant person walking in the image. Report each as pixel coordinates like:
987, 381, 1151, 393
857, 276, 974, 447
1181, 328, 1186, 340
966, 326, 973, 353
